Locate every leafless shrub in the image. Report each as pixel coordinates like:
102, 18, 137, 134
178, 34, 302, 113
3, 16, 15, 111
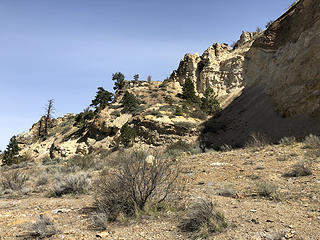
93, 149, 179, 221
279, 136, 296, 146
283, 161, 312, 177
179, 199, 227, 238
91, 212, 109, 230
50, 173, 90, 197
245, 132, 269, 148
0, 170, 29, 191
24, 214, 57, 238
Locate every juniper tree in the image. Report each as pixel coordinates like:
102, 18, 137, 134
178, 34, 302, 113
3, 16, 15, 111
112, 72, 125, 91
201, 87, 221, 115
182, 79, 200, 103
2, 136, 20, 166
90, 87, 114, 110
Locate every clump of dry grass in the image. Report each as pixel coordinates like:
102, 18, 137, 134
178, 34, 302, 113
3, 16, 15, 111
245, 132, 269, 148
179, 199, 227, 239
283, 161, 312, 177
24, 214, 57, 239
255, 181, 282, 201
279, 136, 296, 146
303, 134, 320, 149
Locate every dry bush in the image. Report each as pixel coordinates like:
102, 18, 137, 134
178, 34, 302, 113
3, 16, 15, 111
283, 161, 312, 177
245, 132, 269, 148
256, 181, 282, 201
179, 199, 227, 238
217, 184, 237, 197
24, 214, 57, 238
93, 149, 179, 222
279, 136, 296, 146
50, 173, 90, 197
36, 174, 48, 186
0, 170, 29, 191
303, 134, 320, 149
66, 154, 96, 170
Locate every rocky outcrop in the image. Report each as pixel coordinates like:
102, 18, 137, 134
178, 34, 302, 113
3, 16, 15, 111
245, 0, 320, 117
169, 31, 256, 101
201, 0, 320, 148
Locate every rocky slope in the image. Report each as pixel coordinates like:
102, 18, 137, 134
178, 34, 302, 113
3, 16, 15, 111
202, 0, 320, 148
15, 80, 202, 161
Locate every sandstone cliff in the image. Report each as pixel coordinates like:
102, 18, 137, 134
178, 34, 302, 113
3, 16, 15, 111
202, 0, 320, 148
169, 31, 257, 106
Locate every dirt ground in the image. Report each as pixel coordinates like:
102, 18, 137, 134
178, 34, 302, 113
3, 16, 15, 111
0, 142, 319, 240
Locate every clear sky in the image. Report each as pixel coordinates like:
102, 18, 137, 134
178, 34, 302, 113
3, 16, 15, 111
0, 0, 294, 150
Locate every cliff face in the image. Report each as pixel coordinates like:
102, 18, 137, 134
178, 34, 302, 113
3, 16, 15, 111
201, 0, 320, 148
245, 0, 320, 117
169, 31, 256, 104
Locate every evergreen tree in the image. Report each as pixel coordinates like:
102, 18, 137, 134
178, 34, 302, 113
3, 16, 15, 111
201, 87, 221, 115
182, 78, 200, 103
90, 87, 114, 110
122, 91, 140, 112
44, 99, 54, 136
112, 72, 125, 91
2, 136, 20, 166
119, 123, 137, 147
133, 74, 139, 83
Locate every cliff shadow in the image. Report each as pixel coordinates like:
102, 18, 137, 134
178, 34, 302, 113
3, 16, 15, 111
200, 85, 320, 149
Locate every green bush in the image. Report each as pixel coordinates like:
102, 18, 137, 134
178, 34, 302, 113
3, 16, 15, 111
122, 91, 140, 113
119, 123, 137, 147
201, 87, 221, 116
174, 106, 183, 116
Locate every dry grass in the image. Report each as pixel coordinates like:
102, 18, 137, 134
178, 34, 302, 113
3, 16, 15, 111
23, 214, 57, 239
179, 199, 227, 239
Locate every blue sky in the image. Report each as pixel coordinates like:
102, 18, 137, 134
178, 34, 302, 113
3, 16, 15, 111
0, 0, 294, 150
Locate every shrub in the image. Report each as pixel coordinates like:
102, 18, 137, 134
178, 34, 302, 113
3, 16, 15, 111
111, 110, 121, 118
256, 181, 282, 201
119, 123, 137, 147
93, 149, 178, 221
265, 20, 273, 28
74, 108, 95, 126
279, 136, 296, 146
245, 132, 269, 148
67, 154, 96, 170
179, 199, 227, 238
166, 140, 193, 154
36, 174, 49, 186
50, 173, 90, 197
303, 134, 320, 149
217, 184, 237, 197
174, 121, 196, 129
0, 170, 29, 191
24, 214, 57, 239
283, 161, 312, 177
174, 106, 183, 116
190, 109, 207, 120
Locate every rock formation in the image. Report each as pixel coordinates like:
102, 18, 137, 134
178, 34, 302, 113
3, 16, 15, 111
201, 0, 320, 148
169, 31, 257, 105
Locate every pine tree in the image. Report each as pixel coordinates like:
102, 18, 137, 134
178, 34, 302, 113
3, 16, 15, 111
122, 91, 140, 112
119, 123, 137, 147
201, 87, 221, 115
133, 74, 139, 83
2, 136, 20, 166
182, 78, 200, 103
112, 72, 125, 91
90, 87, 114, 110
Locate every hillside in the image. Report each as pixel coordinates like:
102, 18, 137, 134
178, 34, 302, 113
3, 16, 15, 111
0, 0, 320, 239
